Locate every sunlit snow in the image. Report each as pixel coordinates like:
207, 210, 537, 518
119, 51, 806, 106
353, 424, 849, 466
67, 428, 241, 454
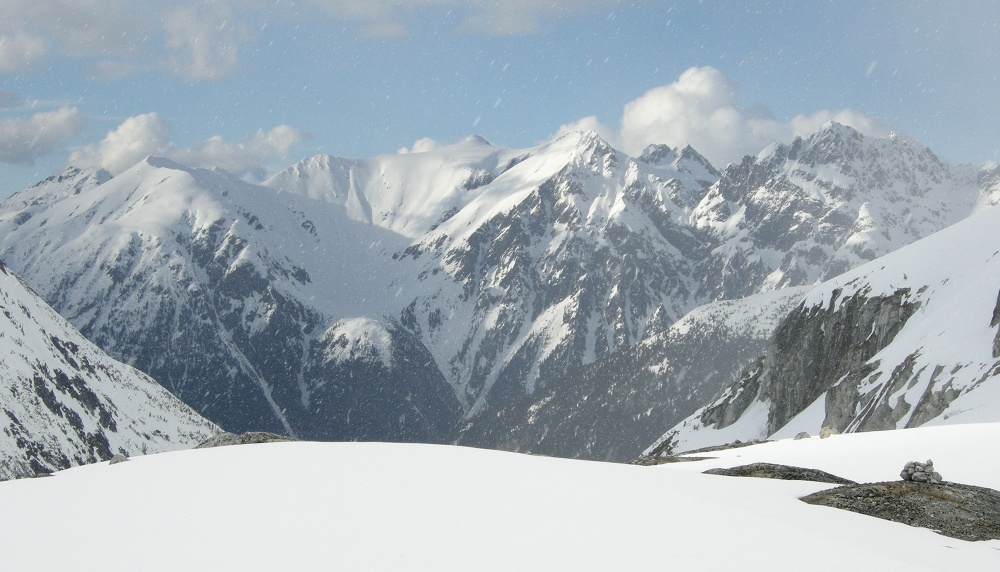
0, 424, 997, 570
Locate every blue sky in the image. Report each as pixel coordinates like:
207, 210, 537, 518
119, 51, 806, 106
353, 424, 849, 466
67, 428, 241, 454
1, 1, 998, 197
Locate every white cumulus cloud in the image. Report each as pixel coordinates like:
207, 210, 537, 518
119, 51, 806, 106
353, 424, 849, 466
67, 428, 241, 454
68, 113, 172, 175
558, 66, 891, 168
0, 107, 84, 164
397, 137, 443, 154
172, 125, 312, 179
69, 113, 311, 179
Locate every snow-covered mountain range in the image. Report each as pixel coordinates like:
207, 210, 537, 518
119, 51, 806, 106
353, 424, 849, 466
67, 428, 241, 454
1, 123, 997, 459
0, 259, 216, 479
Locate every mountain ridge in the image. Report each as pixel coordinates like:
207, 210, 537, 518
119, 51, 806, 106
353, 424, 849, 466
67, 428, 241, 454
2, 123, 997, 459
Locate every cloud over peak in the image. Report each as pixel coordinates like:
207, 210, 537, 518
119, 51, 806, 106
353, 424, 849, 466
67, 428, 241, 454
68, 113, 311, 179
558, 66, 891, 168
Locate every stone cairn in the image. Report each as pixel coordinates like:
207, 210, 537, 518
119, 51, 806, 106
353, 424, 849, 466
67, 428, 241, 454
900, 459, 943, 484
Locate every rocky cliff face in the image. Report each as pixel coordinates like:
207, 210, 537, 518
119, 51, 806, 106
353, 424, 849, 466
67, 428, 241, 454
649, 202, 1000, 456
655, 288, 919, 456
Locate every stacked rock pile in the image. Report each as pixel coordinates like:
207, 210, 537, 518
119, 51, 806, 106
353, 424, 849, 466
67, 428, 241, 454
900, 459, 943, 483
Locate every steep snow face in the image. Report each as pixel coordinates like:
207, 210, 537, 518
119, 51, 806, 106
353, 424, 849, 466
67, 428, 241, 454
0, 261, 216, 480
692, 122, 985, 299
395, 131, 716, 413
264, 135, 527, 239
0, 157, 460, 440
320, 317, 397, 368
651, 201, 1000, 455
639, 143, 721, 206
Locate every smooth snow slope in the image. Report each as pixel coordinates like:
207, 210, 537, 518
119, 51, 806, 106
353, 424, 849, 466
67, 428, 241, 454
0, 424, 997, 571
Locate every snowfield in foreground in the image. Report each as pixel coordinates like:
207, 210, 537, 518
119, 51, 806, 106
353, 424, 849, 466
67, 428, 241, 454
1, 424, 998, 571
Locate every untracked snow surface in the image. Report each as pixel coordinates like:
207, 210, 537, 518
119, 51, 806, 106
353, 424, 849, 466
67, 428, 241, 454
0, 424, 997, 570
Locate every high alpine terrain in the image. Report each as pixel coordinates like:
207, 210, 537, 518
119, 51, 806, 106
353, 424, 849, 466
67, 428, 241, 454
648, 193, 1000, 457
0, 259, 216, 479
1, 123, 997, 459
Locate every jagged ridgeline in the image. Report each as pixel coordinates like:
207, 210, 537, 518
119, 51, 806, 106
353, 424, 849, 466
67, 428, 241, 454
1, 124, 998, 460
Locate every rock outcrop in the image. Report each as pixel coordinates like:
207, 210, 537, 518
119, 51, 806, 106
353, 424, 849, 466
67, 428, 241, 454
195, 431, 296, 449
704, 462, 856, 485
802, 481, 1000, 542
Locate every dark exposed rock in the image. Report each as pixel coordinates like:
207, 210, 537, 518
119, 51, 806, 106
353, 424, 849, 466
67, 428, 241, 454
655, 287, 921, 456
704, 462, 856, 485
195, 431, 296, 449
801, 480, 1000, 542
295, 319, 463, 444
991, 288, 1000, 358
900, 459, 942, 484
